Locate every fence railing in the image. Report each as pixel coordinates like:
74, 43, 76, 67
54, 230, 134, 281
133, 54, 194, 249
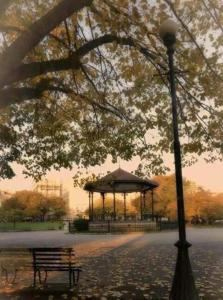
159, 221, 178, 230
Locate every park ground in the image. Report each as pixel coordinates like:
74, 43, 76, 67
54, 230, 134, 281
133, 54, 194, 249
0, 228, 223, 299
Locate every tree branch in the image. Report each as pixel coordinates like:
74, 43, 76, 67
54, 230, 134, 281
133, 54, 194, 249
0, 84, 128, 121
2, 34, 159, 86
0, 0, 12, 17
0, 87, 44, 107
0, 83, 70, 108
0, 0, 93, 86
0, 24, 23, 33
4, 57, 81, 86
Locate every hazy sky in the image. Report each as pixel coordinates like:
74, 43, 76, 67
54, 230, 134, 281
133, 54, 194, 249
0, 155, 222, 211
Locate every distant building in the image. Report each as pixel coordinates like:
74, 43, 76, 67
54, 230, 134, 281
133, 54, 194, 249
34, 179, 70, 211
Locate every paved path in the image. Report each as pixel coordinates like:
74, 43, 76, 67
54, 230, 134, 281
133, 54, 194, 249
1, 226, 222, 247
0, 228, 223, 299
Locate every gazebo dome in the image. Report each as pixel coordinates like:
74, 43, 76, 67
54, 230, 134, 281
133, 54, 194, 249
84, 168, 159, 193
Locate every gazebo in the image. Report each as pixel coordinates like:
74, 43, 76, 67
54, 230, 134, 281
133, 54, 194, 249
84, 168, 159, 222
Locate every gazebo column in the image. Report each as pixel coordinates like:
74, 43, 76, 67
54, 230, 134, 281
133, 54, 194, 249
88, 192, 92, 221
113, 192, 116, 221
140, 192, 143, 221
143, 191, 146, 215
151, 190, 154, 221
101, 193, 105, 221
91, 192, 94, 221
123, 193, 127, 221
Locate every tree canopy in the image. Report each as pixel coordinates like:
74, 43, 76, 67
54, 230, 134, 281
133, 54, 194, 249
0, 0, 222, 179
153, 175, 223, 222
0, 190, 67, 221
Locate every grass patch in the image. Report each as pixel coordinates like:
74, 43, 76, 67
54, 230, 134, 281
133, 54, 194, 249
0, 221, 64, 232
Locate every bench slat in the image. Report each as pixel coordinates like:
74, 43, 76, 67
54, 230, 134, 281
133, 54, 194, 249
33, 248, 71, 251
33, 255, 72, 258
35, 268, 82, 272
35, 257, 75, 262
33, 253, 73, 256
34, 262, 76, 265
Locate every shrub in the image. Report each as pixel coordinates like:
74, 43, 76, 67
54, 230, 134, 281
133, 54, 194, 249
73, 218, 89, 232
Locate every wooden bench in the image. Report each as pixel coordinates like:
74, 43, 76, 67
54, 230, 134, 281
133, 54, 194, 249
32, 248, 81, 288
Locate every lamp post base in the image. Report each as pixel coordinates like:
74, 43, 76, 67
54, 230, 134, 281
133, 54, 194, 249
170, 241, 199, 300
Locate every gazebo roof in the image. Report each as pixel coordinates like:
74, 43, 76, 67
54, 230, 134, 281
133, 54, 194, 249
84, 168, 159, 193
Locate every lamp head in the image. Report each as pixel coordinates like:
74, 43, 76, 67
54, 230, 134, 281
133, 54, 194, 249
159, 19, 178, 48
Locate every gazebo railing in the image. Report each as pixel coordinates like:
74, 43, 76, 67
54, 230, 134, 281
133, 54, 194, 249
88, 220, 159, 233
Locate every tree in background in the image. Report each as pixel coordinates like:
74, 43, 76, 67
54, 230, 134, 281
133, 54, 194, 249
0, 190, 67, 221
189, 189, 223, 224
0, 1, 222, 180
48, 196, 67, 219
152, 175, 177, 220
131, 175, 223, 222
130, 175, 179, 220
212, 193, 223, 220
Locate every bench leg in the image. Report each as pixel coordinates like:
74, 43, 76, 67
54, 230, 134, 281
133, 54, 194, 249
72, 269, 80, 285
69, 270, 72, 288
38, 270, 42, 284
38, 270, 48, 285
33, 270, 37, 287
76, 270, 80, 283
72, 270, 75, 286
2, 267, 8, 283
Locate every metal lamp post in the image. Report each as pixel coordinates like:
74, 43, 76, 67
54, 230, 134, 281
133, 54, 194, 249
159, 19, 199, 300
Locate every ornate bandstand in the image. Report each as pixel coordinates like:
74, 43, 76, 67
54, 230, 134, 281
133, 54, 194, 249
84, 168, 159, 232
